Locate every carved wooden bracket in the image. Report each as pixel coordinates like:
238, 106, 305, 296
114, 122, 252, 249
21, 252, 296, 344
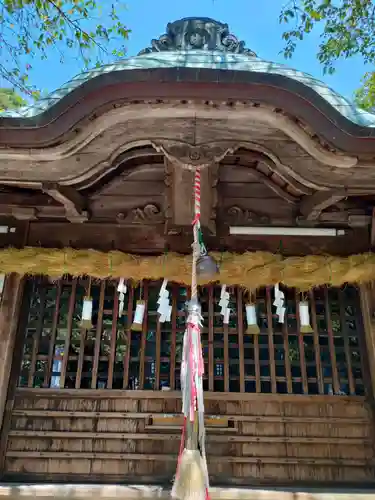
299, 189, 347, 221
116, 204, 163, 225
42, 183, 88, 223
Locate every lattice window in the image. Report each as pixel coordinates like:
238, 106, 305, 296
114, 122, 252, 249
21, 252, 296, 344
18, 278, 366, 395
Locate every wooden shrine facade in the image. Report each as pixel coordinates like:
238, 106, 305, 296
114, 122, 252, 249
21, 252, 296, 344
2, 15, 375, 493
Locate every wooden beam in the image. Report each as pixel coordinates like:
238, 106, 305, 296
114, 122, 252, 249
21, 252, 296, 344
10, 207, 37, 221
371, 207, 375, 249
164, 159, 218, 234
359, 284, 375, 400
42, 183, 88, 223
23, 221, 370, 256
0, 275, 24, 439
299, 190, 346, 220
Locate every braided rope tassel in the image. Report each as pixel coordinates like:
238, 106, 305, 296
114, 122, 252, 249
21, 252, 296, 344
172, 167, 210, 500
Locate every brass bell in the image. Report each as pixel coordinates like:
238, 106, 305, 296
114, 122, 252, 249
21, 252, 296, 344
196, 254, 219, 278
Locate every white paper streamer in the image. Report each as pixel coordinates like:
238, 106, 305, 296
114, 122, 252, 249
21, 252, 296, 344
132, 301, 145, 327
117, 278, 127, 294
117, 278, 127, 315
219, 284, 230, 318
273, 283, 286, 323
299, 301, 312, 332
82, 297, 93, 322
0, 274, 5, 295
223, 307, 231, 325
157, 279, 172, 323
246, 304, 257, 325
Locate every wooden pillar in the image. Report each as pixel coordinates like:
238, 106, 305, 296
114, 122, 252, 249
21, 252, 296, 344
359, 283, 375, 399
0, 274, 24, 433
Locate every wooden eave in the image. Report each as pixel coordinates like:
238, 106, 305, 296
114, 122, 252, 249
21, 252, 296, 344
1, 69, 375, 154
0, 69, 375, 256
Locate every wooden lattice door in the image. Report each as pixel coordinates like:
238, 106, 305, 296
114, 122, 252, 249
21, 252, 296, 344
0, 277, 374, 485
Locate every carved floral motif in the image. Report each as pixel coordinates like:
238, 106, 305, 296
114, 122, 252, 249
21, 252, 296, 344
226, 206, 270, 226
116, 204, 163, 225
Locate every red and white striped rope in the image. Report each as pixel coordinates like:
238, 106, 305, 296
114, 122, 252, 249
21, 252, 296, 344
172, 165, 210, 500
192, 167, 201, 226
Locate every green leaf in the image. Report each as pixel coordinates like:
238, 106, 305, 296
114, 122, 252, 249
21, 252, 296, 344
0, 0, 129, 96
280, 0, 375, 109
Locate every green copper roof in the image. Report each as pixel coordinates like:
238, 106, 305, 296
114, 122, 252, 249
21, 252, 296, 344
1, 17, 375, 128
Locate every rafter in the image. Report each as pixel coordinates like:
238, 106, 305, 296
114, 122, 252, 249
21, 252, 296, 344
42, 183, 88, 223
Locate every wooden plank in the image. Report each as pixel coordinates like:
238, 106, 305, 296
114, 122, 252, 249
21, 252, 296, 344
92, 183, 165, 198
4, 451, 373, 466
123, 284, 134, 389
237, 288, 245, 392
145, 425, 234, 433
325, 287, 340, 394
169, 284, 178, 390
150, 415, 229, 427
266, 288, 277, 393
7, 430, 370, 445
60, 278, 77, 389
295, 291, 308, 394
13, 386, 367, 402
44, 281, 62, 388
339, 289, 356, 395
208, 285, 214, 392
28, 286, 47, 388
91, 280, 106, 389
10, 409, 370, 423
107, 283, 119, 389
309, 289, 324, 395
139, 281, 149, 389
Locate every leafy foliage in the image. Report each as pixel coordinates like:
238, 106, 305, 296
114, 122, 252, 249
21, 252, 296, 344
0, 0, 130, 98
0, 86, 26, 110
279, 0, 375, 110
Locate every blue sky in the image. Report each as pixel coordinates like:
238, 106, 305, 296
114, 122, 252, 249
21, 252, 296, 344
25, 0, 366, 100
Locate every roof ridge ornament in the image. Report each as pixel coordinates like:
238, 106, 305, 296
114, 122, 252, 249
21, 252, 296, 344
138, 17, 257, 56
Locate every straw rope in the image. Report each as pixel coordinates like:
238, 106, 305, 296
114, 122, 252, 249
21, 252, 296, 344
0, 247, 374, 290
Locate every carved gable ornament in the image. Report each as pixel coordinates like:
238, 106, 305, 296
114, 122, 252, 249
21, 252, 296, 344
152, 140, 235, 171
138, 17, 257, 56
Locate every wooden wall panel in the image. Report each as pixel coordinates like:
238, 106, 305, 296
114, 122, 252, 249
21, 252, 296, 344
3, 390, 375, 486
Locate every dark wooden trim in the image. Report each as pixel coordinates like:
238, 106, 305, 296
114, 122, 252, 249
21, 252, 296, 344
1, 70, 375, 154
